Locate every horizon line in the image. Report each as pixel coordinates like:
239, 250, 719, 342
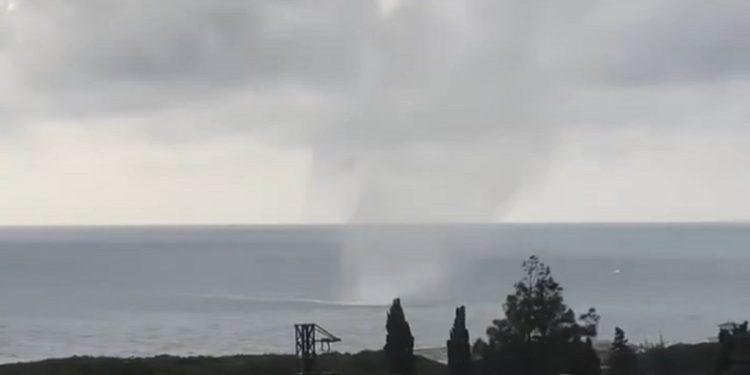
0, 221, 748, 228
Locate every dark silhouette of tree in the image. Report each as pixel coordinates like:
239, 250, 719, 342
568, 338, 602, 375
718, 321, 750, 375
483, 256, 598, 346
385, 298, 415, 374
578, 308, 601, 339
644, 334, 672, 375
719, 328, 732, 375
612, 327, 629, 350
448, 305, 472, 375
503, 255, 566, 341
473, 255, 601, 375
609, 327, 637, 375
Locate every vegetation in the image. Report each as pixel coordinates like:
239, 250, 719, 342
472, 255, 601, 375
639, 342, 720, 375
0, 351, 448, 375
608, 327, 638, 375
0, 343, 730, 375
717, 321, 750, 375
447, 305, 471, 375
385, 298, 416, 374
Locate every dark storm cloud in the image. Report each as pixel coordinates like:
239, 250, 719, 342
2, 0, 749, 222
597, 0, 750, 83
4, 0, 749, 130
12, 1, 363, 86
3, 0, 368, 120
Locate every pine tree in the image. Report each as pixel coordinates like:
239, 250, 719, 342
448, 305, 472, 375
475, 255, 601, 375
385, 298, 415, 374
487, 255, 596, 344
609, 327, 637, 375
504, 255, 567, 341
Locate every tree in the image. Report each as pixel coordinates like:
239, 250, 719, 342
609, 327, 637, 375
612, 327, 629, 351
474, 255, 600, 375
718, 328, 732, 375
503, 255, 566, 341
385, 298, 415, 374
578, 308, 601, 339
643, 334, 671, 375
717, 321, 750, 375
448, 306, 472, 375
484, 256, 597, 345
568, 338, 602, 375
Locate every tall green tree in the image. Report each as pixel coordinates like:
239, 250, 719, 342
385, 298, 415, 374
475, 255, 601, 375
608, 327, 637, 375
489, 255, 596, 344
448, 305, 472, 375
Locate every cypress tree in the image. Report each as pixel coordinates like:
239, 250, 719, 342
385, 298, 415, 374
448, 305, 472, 375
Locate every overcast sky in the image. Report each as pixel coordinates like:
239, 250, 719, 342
1, 0, 749, 225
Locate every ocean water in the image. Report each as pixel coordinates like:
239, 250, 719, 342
0, 224, 748, 363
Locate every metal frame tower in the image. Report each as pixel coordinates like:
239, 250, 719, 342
294, 323, 341, 375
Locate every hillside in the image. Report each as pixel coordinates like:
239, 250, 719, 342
0, 351, 448, 375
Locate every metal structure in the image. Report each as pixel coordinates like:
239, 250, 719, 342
294, 323, 341, 375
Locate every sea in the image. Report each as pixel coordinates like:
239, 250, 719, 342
0, 223, 748, 363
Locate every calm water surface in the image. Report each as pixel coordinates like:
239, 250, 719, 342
0, 224, 747, 363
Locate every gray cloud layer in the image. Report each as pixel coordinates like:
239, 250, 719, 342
2, 0, 749, 222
